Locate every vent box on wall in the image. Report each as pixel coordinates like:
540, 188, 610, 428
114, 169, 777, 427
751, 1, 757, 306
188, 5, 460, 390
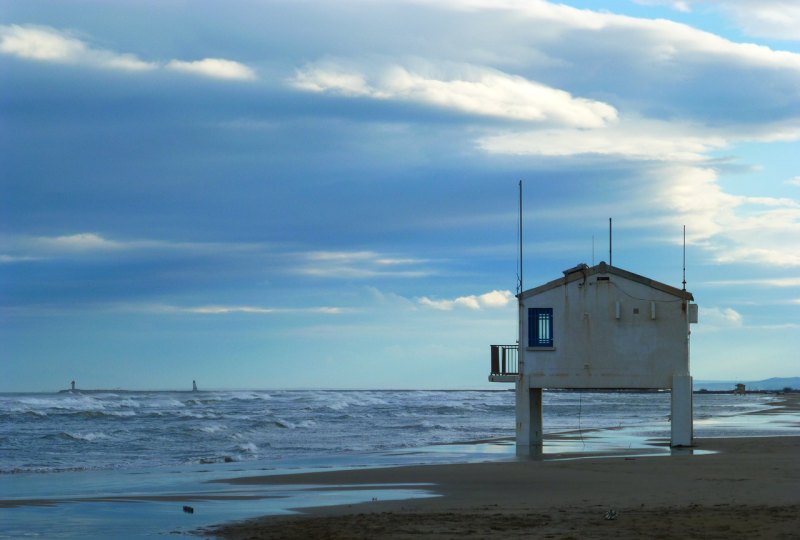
688, 303, 698, 324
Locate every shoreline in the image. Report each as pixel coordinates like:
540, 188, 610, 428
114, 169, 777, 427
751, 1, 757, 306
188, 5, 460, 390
205, 394, 800, 539
205, 436, 800, 539
2, 392, 797, 538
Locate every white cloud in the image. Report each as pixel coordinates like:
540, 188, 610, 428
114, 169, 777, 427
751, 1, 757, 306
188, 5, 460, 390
641, 1, 800, 41
481, 155, 800, 271
419, 0, 800, 65
166, 58, 256, 81
713, 247, 800, 267
731, 2, 800, 40
292, 65, 373, 96
299, 250, 430, 278
786, 176, 800, 186
31, 233, 123, 252
0, 24, 256, 81
699, 306, 743, 327
673, 1, 691, 12
480, 118, 727, 161
418, 289, 515, 310
656, 165, 800, 267
633, 0, 691, 13
659, 166, 741, 241
479, 289, 516, 307
0, 255, 42, 264
148, 304, 347, 315
700, 277, 800, 287
291, 61, 617, 127
0, 25, 155, 71
488, 133, 799, 271
0, 232, 265, 261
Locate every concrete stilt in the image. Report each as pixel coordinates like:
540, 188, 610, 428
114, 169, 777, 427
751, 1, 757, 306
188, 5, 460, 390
516, 381, 543, 452
671, 374, 693, 447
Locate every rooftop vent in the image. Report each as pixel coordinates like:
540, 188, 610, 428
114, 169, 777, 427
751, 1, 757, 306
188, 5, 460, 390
562, 263, 589, 276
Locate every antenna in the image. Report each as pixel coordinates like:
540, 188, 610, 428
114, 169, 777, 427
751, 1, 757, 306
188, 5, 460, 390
592, 235, 595, 266
518, 180, 523, 295
682, 225, 686, 291
609, 217, 613, 267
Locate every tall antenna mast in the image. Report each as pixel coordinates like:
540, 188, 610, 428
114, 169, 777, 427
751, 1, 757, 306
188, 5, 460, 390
518, 180, 523, 295
592, 235, 595, 266
682, 225, 686, 291
609, 217, 613, 267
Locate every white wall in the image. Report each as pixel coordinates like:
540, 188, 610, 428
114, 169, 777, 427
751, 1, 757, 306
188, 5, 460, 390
521, 272, 692, 389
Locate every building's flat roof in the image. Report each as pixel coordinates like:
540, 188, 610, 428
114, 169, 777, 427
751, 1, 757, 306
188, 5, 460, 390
519, 261, 694, 301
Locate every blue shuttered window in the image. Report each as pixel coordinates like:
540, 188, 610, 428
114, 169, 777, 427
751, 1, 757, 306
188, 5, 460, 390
528, 308, 553, 347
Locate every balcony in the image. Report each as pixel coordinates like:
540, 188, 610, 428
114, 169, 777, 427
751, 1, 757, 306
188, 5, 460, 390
489, 344, 518, 382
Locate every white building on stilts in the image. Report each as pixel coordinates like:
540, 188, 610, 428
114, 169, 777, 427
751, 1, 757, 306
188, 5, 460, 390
490, 261, 698, 451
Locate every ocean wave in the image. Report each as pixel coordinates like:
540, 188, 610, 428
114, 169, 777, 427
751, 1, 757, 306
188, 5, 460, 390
19, 409, 139, 419
183, 398, 222, 405
196, 424, 227, 433
1, 395, 149, 419
236, 442, 259, 454
5, 395, 107, 413
389, 420, 450, 430
106, 410, 138, 417
177, 411, 221, 419
143, 398, 186, 409
0, 465, 94, 475
3, 391, 780, 477
275, 418, 316, 429
304, 392, 390, 411
0, 409, 50, 418
208, 391, 273, 402
43, 431, 111, 442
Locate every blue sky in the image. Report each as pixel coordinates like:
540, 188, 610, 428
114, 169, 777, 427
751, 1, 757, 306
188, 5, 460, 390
1, 0, 798, 391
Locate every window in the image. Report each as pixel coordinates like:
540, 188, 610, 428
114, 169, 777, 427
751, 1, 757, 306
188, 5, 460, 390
528, 308, 553, 347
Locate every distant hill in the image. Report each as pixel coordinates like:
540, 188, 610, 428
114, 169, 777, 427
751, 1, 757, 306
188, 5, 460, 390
694, 377, 800, 392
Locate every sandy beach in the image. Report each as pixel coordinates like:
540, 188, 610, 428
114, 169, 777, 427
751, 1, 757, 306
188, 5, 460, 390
206, 394, 800, 539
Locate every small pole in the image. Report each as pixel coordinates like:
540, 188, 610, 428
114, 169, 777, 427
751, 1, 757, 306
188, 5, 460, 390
682, 225, 686, 291
609, 218, 612, 267
519, 180, 523, 294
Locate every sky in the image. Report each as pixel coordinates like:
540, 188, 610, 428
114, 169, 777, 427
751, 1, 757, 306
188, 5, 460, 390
1, 0, 799, 391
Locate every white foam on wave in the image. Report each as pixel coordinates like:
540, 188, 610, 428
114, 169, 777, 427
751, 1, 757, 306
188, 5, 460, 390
236, 442, 258, 453
319, 395, 387, 411
64, 431, 110, 442
145, 398, 186, 409
99, 410, 137, 418
114, 398, 141, 408
274, 418, 316, 429
11, 390, 773, 477
223, 391, 272, 402
178, 411, 218, 419
11, 395, 107, 413
198, 424, 226, 433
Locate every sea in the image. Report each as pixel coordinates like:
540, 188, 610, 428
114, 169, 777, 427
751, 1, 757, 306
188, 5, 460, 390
0, 389, 795, 538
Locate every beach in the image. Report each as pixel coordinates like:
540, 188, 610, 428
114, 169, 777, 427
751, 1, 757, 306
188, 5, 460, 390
2, 391, 798, 538
207, 395, 800, 539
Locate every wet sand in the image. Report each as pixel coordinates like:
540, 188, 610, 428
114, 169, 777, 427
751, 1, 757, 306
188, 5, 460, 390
205, 394, 800, 539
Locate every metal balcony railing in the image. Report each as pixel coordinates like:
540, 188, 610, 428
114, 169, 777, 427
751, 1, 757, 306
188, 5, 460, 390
490, 344, 518, 376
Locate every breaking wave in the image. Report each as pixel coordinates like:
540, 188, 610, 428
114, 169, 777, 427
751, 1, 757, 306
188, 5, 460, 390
0, 390, 781, 475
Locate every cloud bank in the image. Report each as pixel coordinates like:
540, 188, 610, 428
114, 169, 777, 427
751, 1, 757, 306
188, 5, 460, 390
0, 24, 256, 80
418, 289, 514, 310
291, 61, 617, 127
